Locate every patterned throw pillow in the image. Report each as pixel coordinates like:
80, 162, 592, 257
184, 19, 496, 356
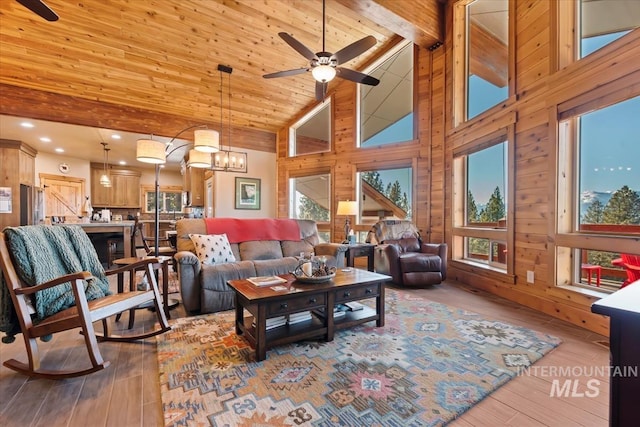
188, 233, 236, 265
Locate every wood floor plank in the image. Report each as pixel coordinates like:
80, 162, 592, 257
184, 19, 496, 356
32, 380, 84, 427
106, 375, 143, 427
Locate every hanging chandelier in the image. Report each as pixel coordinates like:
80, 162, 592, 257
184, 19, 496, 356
211, 64, 248, 173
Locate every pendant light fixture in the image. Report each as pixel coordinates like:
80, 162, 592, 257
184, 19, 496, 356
211, 64, 248, 173
100, 142, 111, 187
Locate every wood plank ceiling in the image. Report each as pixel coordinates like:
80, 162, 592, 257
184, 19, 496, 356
0, 0, 442, 151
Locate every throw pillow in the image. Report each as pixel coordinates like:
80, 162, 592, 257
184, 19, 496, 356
189, 233, 236, 265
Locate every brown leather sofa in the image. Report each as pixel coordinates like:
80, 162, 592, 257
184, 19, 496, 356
367, 220, 447, 286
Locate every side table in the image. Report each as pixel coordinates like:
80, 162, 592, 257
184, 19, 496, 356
345, 243, 375, 271
113, 256, 179, 326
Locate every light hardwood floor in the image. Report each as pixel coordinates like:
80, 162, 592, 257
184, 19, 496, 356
0, 276, 610, 427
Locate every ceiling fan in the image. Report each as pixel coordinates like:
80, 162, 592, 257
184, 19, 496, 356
16, 0, 59, 22
263, 0, 380, 101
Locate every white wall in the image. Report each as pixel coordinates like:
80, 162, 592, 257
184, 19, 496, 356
214, 149, 276, 218
35, 152, 91, 190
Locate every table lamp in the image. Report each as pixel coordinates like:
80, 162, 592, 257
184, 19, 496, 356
336, 200, 358, 242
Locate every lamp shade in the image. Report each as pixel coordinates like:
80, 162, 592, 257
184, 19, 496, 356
312, 65, 336, 83
99, 174, 111, 186
194, 129, 220, 153
336, 200, 358, 216
187, 149, 211, 168
136, 139, 166, 164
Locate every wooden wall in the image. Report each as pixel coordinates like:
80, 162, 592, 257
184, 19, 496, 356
276, 1, 640, 334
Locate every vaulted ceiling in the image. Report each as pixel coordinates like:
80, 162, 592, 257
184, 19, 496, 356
0, 0, 442, 159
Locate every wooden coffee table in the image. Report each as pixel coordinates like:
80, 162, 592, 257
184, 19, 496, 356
227, 269, 390, 361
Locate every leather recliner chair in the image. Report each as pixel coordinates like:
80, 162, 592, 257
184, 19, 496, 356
366, 220, 447, 286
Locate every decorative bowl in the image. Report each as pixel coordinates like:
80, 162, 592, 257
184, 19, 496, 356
292, 272, 336, 284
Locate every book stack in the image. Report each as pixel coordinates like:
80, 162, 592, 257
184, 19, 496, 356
288, 311, 312, 325
314, 304, 349, 319
254, 316, 286, 330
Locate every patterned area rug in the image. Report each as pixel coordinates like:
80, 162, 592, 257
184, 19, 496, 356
157, 289, 561, 426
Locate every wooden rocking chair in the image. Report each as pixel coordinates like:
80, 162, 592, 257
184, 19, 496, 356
0, 230, 171, 379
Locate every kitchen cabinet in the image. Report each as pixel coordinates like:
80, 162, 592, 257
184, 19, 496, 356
91, 164, 141, 208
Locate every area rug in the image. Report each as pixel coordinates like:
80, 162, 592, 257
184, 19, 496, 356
157, 289, 561, 426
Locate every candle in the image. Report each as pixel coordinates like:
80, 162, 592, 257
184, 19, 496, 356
302, 261, 313, 277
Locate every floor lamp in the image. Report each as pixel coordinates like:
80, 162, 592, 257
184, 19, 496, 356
136, 125, 218, 256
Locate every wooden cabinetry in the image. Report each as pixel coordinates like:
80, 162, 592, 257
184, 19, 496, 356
181, 161, 204, 206
0, 140, 37, 229
91, 164, 141, 208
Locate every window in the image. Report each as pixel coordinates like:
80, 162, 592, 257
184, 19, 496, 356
143, 186, 182, 214
557, 0, 639, 68
289, 173, 331, 241
358, 168, 412, 229
464, 0, 509, 120
556, 96, 640, 290
290, 101, 331, 156
579, 0, 638, 58
453, 135, 512, 273
359, 41, 414, 147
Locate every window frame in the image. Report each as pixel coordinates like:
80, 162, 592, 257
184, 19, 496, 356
452, 125, 515, 278
288, 99, 333, 157
356, 39, 417, 148
288, 169, 333, 240
141, 185, 183, 214
554, 0, 639, 70
452, 0, 516, 127
553, 85, 640, 292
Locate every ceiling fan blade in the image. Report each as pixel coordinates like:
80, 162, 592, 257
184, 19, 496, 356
16, 0, 59, 21
332, 35, 377, 64
315, 81, 327, 102
336, 67, 380, 86
263, 68, 309, 79
278, 32, 316, 61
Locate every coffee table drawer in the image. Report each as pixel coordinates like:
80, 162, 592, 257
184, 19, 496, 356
335, 283, 380, 302
267, 293, 326, 315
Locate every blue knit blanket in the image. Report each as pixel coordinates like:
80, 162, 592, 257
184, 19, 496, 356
1, 225, 111, 340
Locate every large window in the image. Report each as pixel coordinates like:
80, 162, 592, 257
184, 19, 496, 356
579, 0, 638, 58
358, 167, 412, 230
289, 173, 331, 241
453, 134, 512, 274
557, 96, 640, 290
465, 0, 509, 120
290, 101, 331, 157
359, 41, 414, 147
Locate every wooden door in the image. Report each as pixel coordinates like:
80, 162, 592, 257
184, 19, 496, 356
40, 174, 86, 219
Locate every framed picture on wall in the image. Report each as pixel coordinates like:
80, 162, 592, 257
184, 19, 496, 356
235, 177, 261, 210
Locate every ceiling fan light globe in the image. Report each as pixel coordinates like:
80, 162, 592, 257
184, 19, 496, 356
312, 65, 336, 83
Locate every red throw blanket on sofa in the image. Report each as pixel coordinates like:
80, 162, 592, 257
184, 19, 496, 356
204, 218, 301, 243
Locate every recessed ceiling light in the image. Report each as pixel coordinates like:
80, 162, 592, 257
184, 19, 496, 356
55, 148, 64, 153
112, 134, 121, 140
40, 137, 51, 142
20, 122, 34, 128
119, 160, 126, 165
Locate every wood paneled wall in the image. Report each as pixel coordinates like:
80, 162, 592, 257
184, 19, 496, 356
276, 0, 640, 334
